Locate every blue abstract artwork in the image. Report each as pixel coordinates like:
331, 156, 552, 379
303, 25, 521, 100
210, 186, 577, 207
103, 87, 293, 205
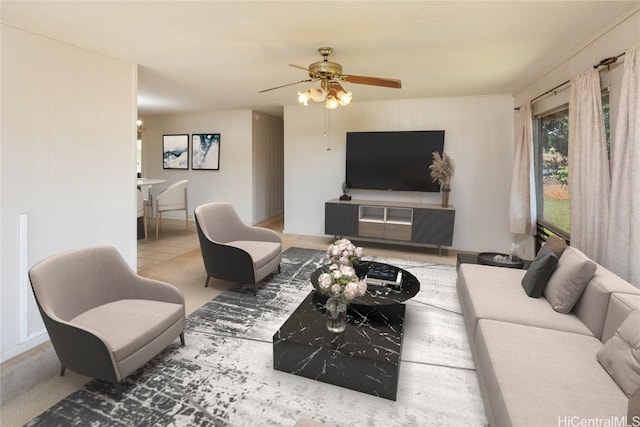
192, 133, 220, 170
162, 134, 189, 169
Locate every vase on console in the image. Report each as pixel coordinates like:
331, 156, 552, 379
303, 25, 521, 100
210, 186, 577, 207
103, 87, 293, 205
441, 186, 451, 208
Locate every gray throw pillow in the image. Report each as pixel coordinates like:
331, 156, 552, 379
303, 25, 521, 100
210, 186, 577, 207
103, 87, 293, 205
521, 246, 558, 298
543, 246, 597, 313
596, 310, 640, 397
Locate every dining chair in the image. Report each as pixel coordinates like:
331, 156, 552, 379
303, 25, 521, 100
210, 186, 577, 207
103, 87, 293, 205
140, 185, 153, 218
155, 180, 189, 239
29, 246, 186, 399
194, 202, 282, 295
137, 189, 148, 241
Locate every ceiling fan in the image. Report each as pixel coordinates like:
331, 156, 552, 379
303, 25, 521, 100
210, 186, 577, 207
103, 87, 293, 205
258, 47, 402, 108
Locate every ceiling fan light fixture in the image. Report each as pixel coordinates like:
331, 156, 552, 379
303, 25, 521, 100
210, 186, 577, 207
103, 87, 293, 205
260, 46, 401, 109
297, 91, 310, 106
325, 96, 340, 109
337, 90, 352, 106
308, 87, 328, 102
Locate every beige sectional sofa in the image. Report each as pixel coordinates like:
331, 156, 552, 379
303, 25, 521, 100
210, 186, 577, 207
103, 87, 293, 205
457, 248, 640, 426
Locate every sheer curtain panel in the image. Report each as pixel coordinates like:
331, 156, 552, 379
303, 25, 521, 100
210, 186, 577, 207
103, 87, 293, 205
568, 68, 610, 264
605, 44, 640, 287
509, 104, 535, 235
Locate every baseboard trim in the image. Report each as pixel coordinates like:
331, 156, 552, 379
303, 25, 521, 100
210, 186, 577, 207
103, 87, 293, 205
1, 330, 49, 364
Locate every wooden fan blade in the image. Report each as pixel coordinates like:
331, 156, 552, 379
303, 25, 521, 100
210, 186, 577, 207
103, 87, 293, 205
258, 79, 313, 93
341, 74, 402, 89
289, 64, 309, 71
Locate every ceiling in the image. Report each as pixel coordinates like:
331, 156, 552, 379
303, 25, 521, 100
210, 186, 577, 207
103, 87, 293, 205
1, 1, 637, 117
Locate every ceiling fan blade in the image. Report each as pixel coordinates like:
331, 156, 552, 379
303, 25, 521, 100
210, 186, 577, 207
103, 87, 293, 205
258, 79, 313, 93
341, 74, 402, 89
289, 64, 309, 71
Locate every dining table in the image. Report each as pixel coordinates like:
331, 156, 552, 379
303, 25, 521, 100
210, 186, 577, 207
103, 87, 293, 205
137, 178, 167, 187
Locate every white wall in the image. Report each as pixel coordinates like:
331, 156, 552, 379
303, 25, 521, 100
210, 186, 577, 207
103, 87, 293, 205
0, 25, 138, 362
252, 112, 284, 224
515, 9, 640, 119
141, 110, 256, 223
284, 95, 516, 254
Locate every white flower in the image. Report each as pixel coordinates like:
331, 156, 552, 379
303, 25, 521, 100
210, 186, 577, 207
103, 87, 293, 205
318, 273, 333, 290
320, 239, 367, 302
357, 280, 367, 296
339, 264, 355, 277
326, 238, 363, 266
343, 282, 359, 299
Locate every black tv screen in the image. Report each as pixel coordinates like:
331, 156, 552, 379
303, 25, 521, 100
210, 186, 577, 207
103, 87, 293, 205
345, 130, 445, 192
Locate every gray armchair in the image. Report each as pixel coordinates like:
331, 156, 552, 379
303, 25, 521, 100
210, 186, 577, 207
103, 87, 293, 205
194, 202, 282, 295
28, 246, 185, 399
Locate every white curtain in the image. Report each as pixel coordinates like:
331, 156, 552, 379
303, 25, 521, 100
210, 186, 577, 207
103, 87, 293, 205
605, 44, 640, 287
509, 103, 535, 235
568, 68, 610, 263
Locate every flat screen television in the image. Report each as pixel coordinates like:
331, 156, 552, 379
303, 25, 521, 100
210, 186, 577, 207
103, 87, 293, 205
345, 130, 445, 192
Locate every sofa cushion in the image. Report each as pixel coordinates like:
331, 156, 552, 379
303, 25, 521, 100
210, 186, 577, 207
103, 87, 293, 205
71, 299, 184, 362
603, 293, 640, 343
475, 319, 628, 426
573, 265, 640, 341
544, 246, 597, 313
521, 246, 558, 298
228, 240, 282, 270
457, 264, 593, 343
597, 310, 640, 397
543, 235, 567, 258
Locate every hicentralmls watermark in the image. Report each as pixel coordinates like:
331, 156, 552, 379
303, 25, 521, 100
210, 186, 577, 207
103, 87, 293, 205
558, 416, 640, 427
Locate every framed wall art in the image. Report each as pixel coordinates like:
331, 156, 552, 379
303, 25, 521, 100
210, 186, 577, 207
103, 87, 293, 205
162, 134, 189, 169
191, 133, 220, 170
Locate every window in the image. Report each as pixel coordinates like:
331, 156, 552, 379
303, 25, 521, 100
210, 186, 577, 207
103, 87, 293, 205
534, 107, 570, 233
533, 93, 611, 236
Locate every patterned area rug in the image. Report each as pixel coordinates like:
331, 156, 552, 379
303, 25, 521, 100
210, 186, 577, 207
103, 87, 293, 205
26, 248, 487, 427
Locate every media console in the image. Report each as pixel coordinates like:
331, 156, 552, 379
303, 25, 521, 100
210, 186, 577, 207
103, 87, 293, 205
325, 199, 455, 253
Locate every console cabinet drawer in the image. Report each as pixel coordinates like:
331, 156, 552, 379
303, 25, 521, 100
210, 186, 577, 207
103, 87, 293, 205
384, 223, 412, 241
358, 221, 385, 238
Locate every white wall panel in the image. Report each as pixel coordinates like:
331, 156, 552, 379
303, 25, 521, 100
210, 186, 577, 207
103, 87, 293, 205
284, 95, 515, 254
141, 110, 255, 224
514, 9, 639, 111
1, 25, 137, 362
252, 113, 284, 224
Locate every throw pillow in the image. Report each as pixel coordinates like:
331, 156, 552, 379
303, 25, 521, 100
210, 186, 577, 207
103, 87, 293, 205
521, 246, 558, 298
543, 235, 567, 258
543, 246, 597, 313
596, 310, 640, 397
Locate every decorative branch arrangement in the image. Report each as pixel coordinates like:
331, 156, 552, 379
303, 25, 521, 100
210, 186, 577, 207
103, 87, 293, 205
429, 151, 455, 190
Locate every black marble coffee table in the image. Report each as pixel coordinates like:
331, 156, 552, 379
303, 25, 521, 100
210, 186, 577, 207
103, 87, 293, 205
273, 291, 406, 400
310, 261, 420, 306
